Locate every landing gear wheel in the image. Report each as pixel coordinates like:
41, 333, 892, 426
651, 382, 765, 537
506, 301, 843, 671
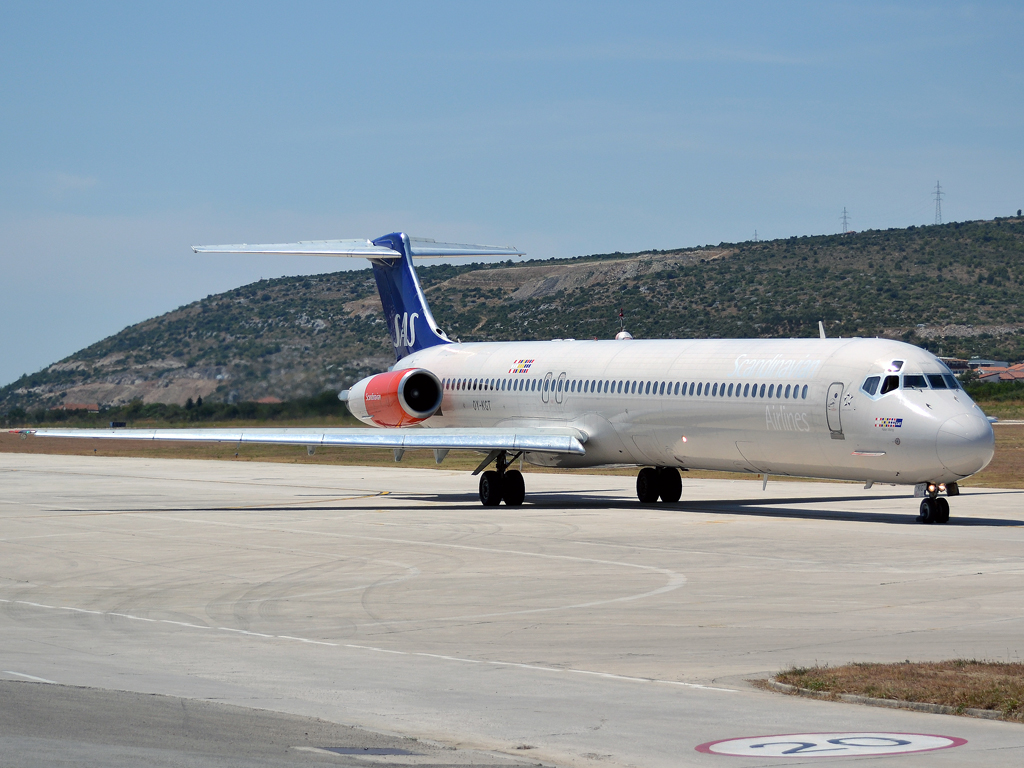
935, 496, 950, 524
636, 467, 660, 504
658, 467, 682, 503
918, 497, 936, 524
502, 470, 525, 506
479, 470, 503, 506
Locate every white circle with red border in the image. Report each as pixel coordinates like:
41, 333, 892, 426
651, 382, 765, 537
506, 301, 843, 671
695, 732, 966, 757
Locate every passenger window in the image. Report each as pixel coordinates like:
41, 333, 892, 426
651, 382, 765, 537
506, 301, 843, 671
927, 374, 947, 389
644, 382, 650, 395
697, 382, 703, 396
659, 382, 665, 395
688, 382, 694, 395
768, 384, 774, 398
743, 383, 749, 396
674, 382, 680, 395
759, 383, 766, 397
862, 376, 880, 396
903, 374, 928, 389
802, 385, 808, 399
711, 383, 717, 396
784, 384, 791, 398
880, 375, 899, 394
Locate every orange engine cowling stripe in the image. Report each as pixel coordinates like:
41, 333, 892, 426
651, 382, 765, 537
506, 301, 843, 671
364, 369, 427, 427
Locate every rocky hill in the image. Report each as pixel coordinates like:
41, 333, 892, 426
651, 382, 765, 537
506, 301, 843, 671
3, 217, 1023, 412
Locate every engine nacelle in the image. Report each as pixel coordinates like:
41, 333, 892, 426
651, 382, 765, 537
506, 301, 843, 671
346, 368, 443, 427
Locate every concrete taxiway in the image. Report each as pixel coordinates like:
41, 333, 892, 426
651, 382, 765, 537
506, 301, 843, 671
2, 452, 1024, 767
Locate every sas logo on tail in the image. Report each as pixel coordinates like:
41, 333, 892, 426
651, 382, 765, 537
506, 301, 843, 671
393, 312, 419, 349
509, 359, 534, 374
875, 417, 903, 429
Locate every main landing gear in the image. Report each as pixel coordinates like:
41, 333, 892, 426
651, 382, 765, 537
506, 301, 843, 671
478, 450, 525, 507
636, 467, 683, 504
918, 482, 953, 525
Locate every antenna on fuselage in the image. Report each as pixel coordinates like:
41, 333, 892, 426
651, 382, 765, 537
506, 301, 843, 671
818, 320, 827, 340
615, 308, 633, 340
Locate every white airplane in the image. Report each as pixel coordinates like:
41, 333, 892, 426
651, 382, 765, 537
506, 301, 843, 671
15, 232, 994, 523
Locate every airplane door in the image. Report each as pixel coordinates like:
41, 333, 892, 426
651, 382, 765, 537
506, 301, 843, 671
542, 372, 553, 403
826, 382, 844, 439
555, 372, 567, 404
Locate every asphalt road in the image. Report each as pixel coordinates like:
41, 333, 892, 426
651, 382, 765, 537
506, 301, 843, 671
2, 453, 1023, 767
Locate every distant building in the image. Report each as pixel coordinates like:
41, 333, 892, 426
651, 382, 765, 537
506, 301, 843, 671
256, 396, 284, 404
976, 363, 1024, 384
57, 403, 100, 412
938, 357, 968, 372
968, 358, 1009, 369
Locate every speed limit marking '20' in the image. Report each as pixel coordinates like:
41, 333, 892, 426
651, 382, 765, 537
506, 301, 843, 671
695, 732, 967, 758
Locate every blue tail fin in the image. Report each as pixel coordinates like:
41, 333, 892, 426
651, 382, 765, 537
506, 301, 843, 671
370, 233, 451, 360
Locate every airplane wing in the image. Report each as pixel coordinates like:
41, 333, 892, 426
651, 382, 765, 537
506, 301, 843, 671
12, 426, 586, 456
191, 238, 523, 259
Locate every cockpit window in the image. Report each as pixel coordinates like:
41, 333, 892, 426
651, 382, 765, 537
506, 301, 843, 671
880, 375, 900, 394
890, 360, 904, 372
943, 374, 959, 390
903, 374, 928, 389
861, 376, 880, 396
927, 374, 947, 389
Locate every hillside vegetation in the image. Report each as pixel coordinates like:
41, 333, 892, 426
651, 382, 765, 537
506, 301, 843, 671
3, 217, 1023, 412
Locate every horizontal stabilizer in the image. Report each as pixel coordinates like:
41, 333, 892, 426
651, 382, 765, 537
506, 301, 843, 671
14, 426, 585, 455
192, 239, 400, 257
192, 237, 523, 259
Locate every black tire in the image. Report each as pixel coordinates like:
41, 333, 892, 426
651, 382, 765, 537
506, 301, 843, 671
658, 467, 682, 503
502, 470, 525, 506
636, 467, 660, 504
936, 496, 950, 524
479, 470, 503, 506
919, 497, 935, 524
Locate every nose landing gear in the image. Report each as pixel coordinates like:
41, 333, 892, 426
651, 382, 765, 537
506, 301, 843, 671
918, 484, 951, 525
636, 467, 683, 504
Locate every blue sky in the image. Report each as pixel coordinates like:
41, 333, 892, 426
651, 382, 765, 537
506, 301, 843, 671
2, 2, 1022, 386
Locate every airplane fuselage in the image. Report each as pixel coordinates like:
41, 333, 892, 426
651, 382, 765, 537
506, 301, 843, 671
351, 336, 994, 485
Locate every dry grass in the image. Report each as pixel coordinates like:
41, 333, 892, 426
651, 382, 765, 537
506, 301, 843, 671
977, 401, 1024, 420
775, 661, 1024, 721
962, 423, 1024, 488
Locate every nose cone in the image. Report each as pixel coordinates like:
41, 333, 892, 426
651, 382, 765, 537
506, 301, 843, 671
937, 413, 995, 477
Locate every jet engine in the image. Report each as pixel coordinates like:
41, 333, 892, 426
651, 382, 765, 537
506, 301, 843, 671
345, 368, 443, 427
